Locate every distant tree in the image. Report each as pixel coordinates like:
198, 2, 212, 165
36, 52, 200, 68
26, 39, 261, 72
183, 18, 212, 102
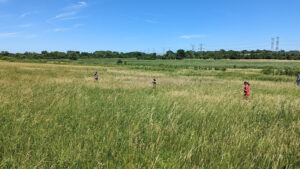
41, 51, 48, 59
112, 52, 120, 58
0, 51, 9, 57
93, 51, 103, 58
67, 51, 79, 60
104, 51, 113, 58
81, 52, 91, 59
185, 51, 195, 58
15, 53, 25, 59
0, 49, 299, 61
41, 50, 48, 55
165, 50, 175, 59
176, 49, 185, 60
151, 53, 157, 60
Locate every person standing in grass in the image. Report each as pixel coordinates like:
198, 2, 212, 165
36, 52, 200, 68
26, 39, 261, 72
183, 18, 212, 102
94, 72, 98, 81
244, 81, 250, 99
297, 74, 300, 86
152, 77, 157, 88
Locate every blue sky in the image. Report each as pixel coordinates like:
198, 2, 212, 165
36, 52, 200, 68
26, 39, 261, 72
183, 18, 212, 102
0, 0, 300, 53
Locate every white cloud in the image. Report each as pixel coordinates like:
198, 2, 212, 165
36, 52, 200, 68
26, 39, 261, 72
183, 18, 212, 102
52, 24, 83, 32
73, 24, 83, 28
0, 32, 38, 39
47, 12, 79, 22
50, 24, 83, 33
0, 0, 7, 3
55, 12, 76, 19
0, 32, 19, 38
61, 16, 83, 21
19, 24, 33, 28
20, 11, 38, 18
65, 1, 87, 9
24, 34, 38, 39
20, 12, 31, 18
47, 2, 87, 22
180, 34, 207, 39
53, 28, 69, 32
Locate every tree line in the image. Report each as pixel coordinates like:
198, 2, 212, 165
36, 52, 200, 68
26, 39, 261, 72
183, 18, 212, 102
1, 49, 300, 60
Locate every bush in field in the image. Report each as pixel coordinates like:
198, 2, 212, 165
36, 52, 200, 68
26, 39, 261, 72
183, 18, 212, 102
69, 55, 78, 60
214, 67, 226, 71
262, 67, 300, 76
262, 67, 275, 75
0, 56, 17, 62
117, 59, 123, 64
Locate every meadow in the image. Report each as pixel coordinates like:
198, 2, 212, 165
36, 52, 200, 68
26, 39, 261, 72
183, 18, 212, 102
0, 60, 299, 168
5, 58, 300, 69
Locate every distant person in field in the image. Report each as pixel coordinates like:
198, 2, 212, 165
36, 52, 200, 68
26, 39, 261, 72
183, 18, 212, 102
94, 72, 98, 81
244, 81, 250, 99
297, 74, 300, 86
152, 77, 157, 88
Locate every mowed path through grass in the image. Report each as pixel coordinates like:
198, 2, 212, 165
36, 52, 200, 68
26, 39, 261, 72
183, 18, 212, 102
0, 61, 299, 168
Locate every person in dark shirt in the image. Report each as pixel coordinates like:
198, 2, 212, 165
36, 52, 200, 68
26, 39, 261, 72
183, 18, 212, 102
94, 72, 98, 81
152, 77, 157, 88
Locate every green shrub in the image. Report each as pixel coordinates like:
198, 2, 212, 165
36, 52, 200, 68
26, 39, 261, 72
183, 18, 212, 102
221, 67, 227, 71
262, 67, 300, 76
117, 59, 123, 64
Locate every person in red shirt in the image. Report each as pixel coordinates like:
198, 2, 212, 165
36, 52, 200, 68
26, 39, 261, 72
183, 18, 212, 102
244, 81, 250, 99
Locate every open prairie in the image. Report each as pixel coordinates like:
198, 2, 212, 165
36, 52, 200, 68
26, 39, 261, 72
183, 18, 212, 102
0, 60, 299, 168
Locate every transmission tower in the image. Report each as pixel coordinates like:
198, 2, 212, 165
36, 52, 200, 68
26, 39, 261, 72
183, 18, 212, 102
191, 44, 195, 51
276, 37, 280, 51
199, 44, 203, 52
271, 38, 274, 51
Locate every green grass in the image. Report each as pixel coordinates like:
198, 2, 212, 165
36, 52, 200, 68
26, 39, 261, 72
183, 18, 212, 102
0, 61, 299, 168
121, 58, 300, 69
4, 58, 300, 69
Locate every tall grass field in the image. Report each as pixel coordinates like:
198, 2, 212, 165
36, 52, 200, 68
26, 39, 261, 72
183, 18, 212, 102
0, 60, 299, 168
